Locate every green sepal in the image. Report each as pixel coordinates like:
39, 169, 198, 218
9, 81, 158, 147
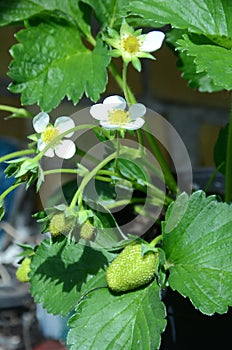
131, 56, 141, 72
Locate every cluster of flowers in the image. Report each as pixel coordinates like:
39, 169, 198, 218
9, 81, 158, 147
32, 21, 165, 159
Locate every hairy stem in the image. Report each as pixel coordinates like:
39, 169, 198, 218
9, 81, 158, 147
0, 149, 35, 164
150, 234, 162, 248
108, 62, 136, 103
69, 152, 117, 210
0, 183, 23, 202
0, 105, 33, 118
122, 62, 131, 104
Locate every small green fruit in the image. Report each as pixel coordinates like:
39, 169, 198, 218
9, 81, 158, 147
49, 213, 73, 237
80, 220, 94, 240
16, 257, 31, 283
106, 243, 158, 292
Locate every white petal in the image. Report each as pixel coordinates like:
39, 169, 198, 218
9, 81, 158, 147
129, 103, 146, 119
90, 104, 109, 120
38, 138, 54, 157
55, 140, 76, 159
141, 31, 165, 52
37, 138, 46, 151
100, 120, 118, 130
33, 112, 49, 133
44, 148, 55, 157
55, 116, 75, 137
103, 95, 126, 110
125, 118, 145, 130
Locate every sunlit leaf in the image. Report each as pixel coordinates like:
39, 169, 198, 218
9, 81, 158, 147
67, 280, 166, 350
163, 191, 232, 315
30, 237, 114, 316
9, 23, 110, 111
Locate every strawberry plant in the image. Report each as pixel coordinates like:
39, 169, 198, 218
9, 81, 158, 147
0, 1, 232, 349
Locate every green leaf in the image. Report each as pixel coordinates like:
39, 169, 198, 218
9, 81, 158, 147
85, 201, 127, 248
82, 0, 163, 28
8, 22, 110, 111
67, 280, 166, 350
82, 0, 129, 27
214, 123, 228, 175
177, 50, 223, 92
128, 0, 232, 92
0, 0, 91, 35
30, 237, 114, 316
177, 34, 232, 90
0, 0, 43, 25
163, 192, 189, 234
16, 243, 35, 257
86, 179, 117, 203
166, 29, 223, 92
117, 157, 147, 186
128, 0, 232, 36
162, 190, 232, 315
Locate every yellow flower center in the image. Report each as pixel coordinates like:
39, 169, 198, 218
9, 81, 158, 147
42, 125, 60, 144
108, 109, 130, 125
122, 35, 140, 54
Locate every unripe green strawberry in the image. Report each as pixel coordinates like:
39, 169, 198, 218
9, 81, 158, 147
49, 213, 73, 237
106, 243, 158, 292
16, 257, 31, 283
80, 220, 94, 240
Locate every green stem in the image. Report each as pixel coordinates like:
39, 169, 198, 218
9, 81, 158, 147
137, 129, 144, 148
150, 234, 162, 248
109, 61, 175, 194
114, 131, 121, 169
122, 62, 130, 104
108, 62, 136, 103
225, 101, 232, 202
43, 169, 80, 176
144, 129, 177, 194
0, 149, 35, 164
97, 170, 119, 177
0, 104, 33, 118
76, 148, 99, 164
86, 34, 96, 47
98, 169, 172, 205
106, 197, 146, 209
0, 183, 23, 202
136, 129, 146, 157
95, 175, 113, 183
146, 182, 172, 205
205, 163, 224, 193
109, 0, 118, 28
142, 157, 166, 183
69, 151, 117, 210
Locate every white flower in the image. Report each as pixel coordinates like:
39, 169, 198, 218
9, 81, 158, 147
105, 19, 165, 71
33, 112, 76, 159
90, 95, 146, 130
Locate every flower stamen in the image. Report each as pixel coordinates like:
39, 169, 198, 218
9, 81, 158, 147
108, 109, 130, 125
42, 125, 60, 144
122, 36, 140, 54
